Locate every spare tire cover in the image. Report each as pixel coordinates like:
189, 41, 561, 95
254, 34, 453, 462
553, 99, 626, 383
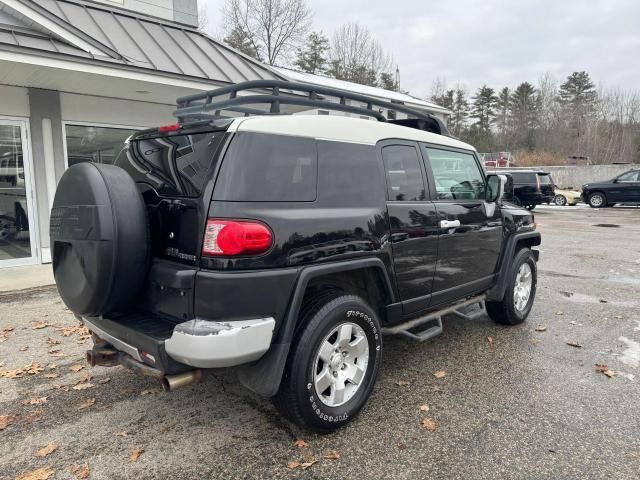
50, 163, 148, 316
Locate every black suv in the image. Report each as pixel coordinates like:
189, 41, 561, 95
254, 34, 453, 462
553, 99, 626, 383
50, 81, 540, 432
582, 169, 640, 208
489, 169, 555, 210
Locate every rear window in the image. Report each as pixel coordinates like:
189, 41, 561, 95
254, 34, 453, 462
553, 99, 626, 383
213, 132, 317, 202
538, 174, 553, 184
123, 131, 225, 197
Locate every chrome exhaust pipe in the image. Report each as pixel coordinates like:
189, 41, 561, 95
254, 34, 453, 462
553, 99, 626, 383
162, 370, 203, 391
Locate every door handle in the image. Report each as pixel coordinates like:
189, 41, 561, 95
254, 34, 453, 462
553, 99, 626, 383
439, 220, 461, 229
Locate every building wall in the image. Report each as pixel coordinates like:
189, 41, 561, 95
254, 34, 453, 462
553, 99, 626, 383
540, 165, 634, 189
92, 0, 198, 26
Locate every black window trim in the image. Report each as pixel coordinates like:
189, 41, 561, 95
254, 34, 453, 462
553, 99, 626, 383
377, 139, 430, 203
419, 142, 487, 203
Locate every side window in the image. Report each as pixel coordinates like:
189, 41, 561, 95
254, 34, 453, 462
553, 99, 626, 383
618, 171, 639, 182
424, 147, 485, 200
382, 145, 426, 201
213, 132, 317, 202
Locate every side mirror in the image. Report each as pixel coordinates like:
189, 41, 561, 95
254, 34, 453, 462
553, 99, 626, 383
485, 174, 506, 203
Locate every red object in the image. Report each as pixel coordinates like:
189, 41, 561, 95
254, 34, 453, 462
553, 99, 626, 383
158, 124, 181, 133
202, 220, 273, 256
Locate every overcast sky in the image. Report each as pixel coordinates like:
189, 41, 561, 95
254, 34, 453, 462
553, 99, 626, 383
202, 0, 640, 99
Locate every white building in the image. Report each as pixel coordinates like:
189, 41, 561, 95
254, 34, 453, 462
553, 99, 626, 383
0, 0, 450, 269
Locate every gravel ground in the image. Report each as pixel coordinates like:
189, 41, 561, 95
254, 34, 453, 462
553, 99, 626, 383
1, 206, 639, 480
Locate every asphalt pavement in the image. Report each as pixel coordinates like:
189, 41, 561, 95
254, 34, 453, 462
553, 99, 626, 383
1, 206, 639, 480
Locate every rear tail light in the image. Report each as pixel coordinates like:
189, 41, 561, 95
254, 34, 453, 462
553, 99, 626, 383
158, 123, 181, 133
202, 220, 273, 256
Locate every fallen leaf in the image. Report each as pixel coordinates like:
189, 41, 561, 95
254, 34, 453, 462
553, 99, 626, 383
603, 370, 617, 378
396, 380, 411, 386
72, 383, 94, 391
25, 363, 44, 375
113, 431, 129, 437
595, 364, 608, 373
129, 447, 144, 462
23, 409, 43, 423
397, 442, 407, 450
69, 464, 90, 479
22, 397, 47, 406
76, 398, 95, 410
20, 346, 29, 352
34, 443, 58, 457
599, 299, 608, 304
16, 467, 55, 480
293, 439, 308, 448
49, 351, 67, 357
535, 326, 547, 332
31, 321, 51, 330
433, 371, 446, 379
69, 364, 85, 373
614, 315, 623, 320
287, 461, 300, 469
0, 360, 5, 367
0, 368, 24, 378
487, 336, 494, 347
0, 414, 15, 430
566, 341, 582, 348
47, 338, 60, 346
323, 451, 340, 460
98, 377, 111, 384
0, 327, 15, 343
419, 404, 430, 412
301, 461, 317, 470
421, 418, 437, 431
44, 373, 59, 380
287, 460, 317, 470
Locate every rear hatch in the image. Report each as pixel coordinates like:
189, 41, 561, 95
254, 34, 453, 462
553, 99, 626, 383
537, 173, 554, 197
115, 126, 229, 266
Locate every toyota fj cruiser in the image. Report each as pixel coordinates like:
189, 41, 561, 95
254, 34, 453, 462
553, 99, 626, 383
50, 81, 540, 432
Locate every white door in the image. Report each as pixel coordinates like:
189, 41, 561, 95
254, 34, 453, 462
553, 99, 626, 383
0, 119, 38, 267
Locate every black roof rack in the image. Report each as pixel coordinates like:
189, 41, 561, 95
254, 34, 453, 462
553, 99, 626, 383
174, 80, 450, 136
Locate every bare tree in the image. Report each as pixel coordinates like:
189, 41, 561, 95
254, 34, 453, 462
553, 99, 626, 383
223, 0, 312, 65
326, 22, 393, 87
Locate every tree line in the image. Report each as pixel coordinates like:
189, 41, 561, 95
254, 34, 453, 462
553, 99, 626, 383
432, 72, 640, 164
216, 0, 638, 165
221, 0, 399, 90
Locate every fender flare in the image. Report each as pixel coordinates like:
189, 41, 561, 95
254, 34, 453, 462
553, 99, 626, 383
237, 258, 396, 397
485, 231, 541, 302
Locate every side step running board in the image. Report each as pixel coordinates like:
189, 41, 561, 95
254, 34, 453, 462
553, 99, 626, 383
381, 295, 486, 342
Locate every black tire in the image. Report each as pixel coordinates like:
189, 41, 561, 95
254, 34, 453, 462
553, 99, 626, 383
553, 195, 567, 206
588, 192, 607, 208
273, 294, 382, 433
50, 163, 149, 316
511, 196, 522, 207
486, 248, 537, 325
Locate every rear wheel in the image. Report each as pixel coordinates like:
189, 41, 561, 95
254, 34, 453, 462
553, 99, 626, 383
553, 195, 567, 206
486, 248, 537, 325
588, 192, 606, 208
273, 294, 382, 433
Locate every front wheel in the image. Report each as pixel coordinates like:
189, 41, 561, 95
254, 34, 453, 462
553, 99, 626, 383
588, 192, 607, 208
486, 248, 537, 325
553, 195, 567, 206
273, 294, 382, 432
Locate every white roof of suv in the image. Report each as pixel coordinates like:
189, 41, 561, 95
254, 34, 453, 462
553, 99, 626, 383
229, 115, 475, 151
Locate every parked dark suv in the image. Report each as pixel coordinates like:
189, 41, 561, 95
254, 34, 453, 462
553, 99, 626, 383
50, 81, 541, 432
489, 169, 555, 210
582, 169, 640, 208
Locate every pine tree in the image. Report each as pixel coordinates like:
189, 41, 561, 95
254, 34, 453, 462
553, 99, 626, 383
450, 89, 469, 137
510, 82, 538, 149
224, 26, 260, 60
471, 85, 497, 139
558, 71, 598, 138
379, 72, 399, 92
294, 32, 330, 75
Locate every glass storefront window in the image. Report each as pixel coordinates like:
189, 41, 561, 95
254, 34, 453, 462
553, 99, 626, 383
65, 124, 137, 166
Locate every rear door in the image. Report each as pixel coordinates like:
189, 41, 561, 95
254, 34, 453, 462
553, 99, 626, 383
614, 170, 640, 202
537, 173, 554, 200
381, 141, 439, 315
421, 145, 503, 306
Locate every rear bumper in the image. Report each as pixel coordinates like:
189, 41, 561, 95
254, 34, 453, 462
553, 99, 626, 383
82, 314, 275, 372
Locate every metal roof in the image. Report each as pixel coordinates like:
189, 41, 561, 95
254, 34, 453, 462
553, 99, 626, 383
0, 0, 281, 84
272, 66, 451, 116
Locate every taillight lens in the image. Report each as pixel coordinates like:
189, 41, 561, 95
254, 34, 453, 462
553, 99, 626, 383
158, 124, 181, 133
202, 220, 272, 256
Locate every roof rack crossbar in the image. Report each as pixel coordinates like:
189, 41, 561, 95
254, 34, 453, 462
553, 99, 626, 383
174, 80, 449, 135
